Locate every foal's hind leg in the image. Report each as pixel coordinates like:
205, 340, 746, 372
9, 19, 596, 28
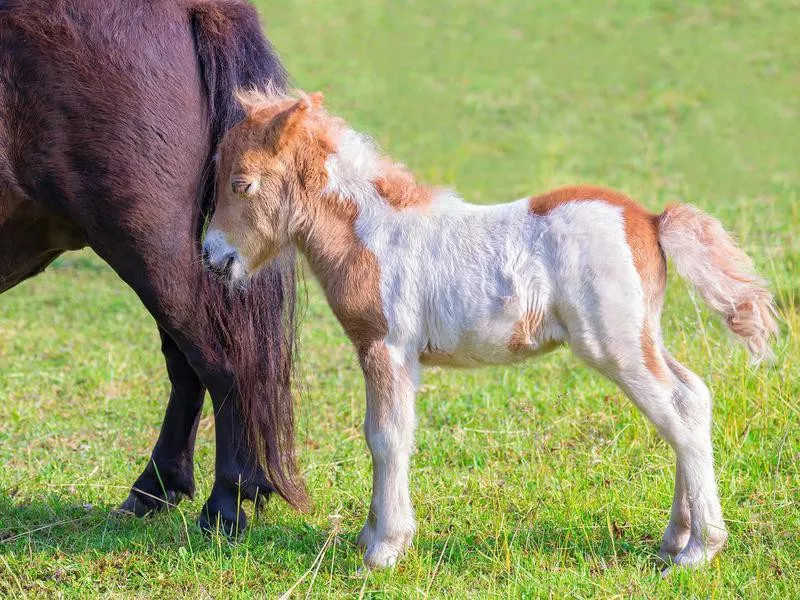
657, 350, 727, 566
660, 456, 690, 560
567, 318, 726, 568
656, 351, 694, 560
593, 354, 726, 567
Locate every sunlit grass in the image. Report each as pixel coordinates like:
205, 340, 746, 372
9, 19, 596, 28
1, 0, 798, 596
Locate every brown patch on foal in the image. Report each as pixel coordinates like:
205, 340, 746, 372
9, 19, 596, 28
375, 160, 435, 210
508, 309, 544, 353
530, 185, 669, 382
298, 191, 388, 354
640, 325, 668, 383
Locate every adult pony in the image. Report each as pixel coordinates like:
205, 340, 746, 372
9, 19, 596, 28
0, 0, 305, 533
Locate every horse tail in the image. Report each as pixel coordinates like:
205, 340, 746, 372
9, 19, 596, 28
658, 203, 778, 363
188, 1, 306, 509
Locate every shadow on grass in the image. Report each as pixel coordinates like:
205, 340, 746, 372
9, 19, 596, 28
0, 493, 666, 576
0, 493, 319, 558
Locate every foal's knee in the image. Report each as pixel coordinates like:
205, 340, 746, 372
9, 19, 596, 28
365, 419, 404, 460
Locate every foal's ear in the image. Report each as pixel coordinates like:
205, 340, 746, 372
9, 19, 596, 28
266, 101, 311, 149
307, 91, 325, 109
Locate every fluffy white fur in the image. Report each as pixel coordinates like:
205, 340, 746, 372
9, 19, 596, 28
204, 115, 776, 572
322, 129, 731, 570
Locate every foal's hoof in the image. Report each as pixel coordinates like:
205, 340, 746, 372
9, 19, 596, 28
116, 489, 182, 517
658, 530, 691, 563
362, 538, 413, 570
198, 502, 248, 538
358, 524, 414, 569
660, 531, 728, 576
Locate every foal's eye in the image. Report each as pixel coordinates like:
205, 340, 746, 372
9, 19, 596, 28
231, 175, 257, 196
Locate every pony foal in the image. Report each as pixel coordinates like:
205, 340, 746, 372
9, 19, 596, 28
203, 90, 777, 569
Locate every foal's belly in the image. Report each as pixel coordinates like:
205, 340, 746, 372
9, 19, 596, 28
418, 316, 563, 368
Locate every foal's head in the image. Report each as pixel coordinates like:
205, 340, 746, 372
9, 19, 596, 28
203, 89, 330, 282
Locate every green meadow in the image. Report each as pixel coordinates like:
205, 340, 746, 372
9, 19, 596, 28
1, 0, 798, 597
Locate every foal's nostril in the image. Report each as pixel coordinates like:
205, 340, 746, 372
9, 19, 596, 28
201, 247, 211, 267
223, 254, 235, 276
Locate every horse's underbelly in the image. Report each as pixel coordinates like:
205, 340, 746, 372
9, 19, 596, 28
416, 294, 565, 369
418, 317, 559, 368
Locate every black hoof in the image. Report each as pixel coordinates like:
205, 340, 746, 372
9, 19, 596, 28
196, 475, 275, 537
116, 488, 183, 517
198, 500, 248, 537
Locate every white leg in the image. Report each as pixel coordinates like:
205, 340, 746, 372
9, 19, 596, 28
568, 329, 727, 569
357, 343, 417, 569
663, 353, 727, 566
659, 458, 691, 560
670, 394, 728, 567
624, 368, 727, 568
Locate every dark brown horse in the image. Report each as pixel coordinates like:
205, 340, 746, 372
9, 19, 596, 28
0, 0, 305, 533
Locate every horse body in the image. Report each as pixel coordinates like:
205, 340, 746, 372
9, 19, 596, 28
0, 0, 303, 532
351, 192, 559, 367
204, 91, 776, 569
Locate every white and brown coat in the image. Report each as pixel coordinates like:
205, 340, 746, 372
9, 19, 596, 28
203, 91, 777, 570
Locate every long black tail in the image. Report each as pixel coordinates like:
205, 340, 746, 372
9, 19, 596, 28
189, 0, 306, 509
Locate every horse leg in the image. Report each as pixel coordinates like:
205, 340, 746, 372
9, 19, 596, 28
197, 370, 274, 536
568, 321, 727, 570
120, 327, 274, 528
103, 268, 277, 532
118, 328, 205, 516
88, 239, 277, 534
357, 343, 418, 569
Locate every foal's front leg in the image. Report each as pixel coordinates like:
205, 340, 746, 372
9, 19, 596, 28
357, 343, 418, 569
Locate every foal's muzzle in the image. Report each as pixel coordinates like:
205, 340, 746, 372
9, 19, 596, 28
202, 229, 247, 284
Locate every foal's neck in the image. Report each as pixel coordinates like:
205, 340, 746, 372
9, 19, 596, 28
322, 127, 438, 216
293, 127, 439, 330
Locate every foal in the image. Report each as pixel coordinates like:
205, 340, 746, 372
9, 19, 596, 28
203, 90, 777, 569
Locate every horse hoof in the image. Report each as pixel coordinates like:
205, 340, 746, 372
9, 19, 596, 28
198, 503, 248, 537
115, 489, 182, 517
361, 529, 414, 569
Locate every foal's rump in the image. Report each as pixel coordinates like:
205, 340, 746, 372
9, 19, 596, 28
539, 196, 659, 375
535, 188, 776, 375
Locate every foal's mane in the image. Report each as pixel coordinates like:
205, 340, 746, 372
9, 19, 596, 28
232, 87, 437, 212
234, 85, 296, 117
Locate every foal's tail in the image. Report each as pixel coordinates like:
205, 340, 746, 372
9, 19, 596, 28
189, 1, 307, 509
658, 204, 778, 363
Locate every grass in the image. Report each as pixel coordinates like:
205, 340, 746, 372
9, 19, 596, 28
1, 0, 798, 596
